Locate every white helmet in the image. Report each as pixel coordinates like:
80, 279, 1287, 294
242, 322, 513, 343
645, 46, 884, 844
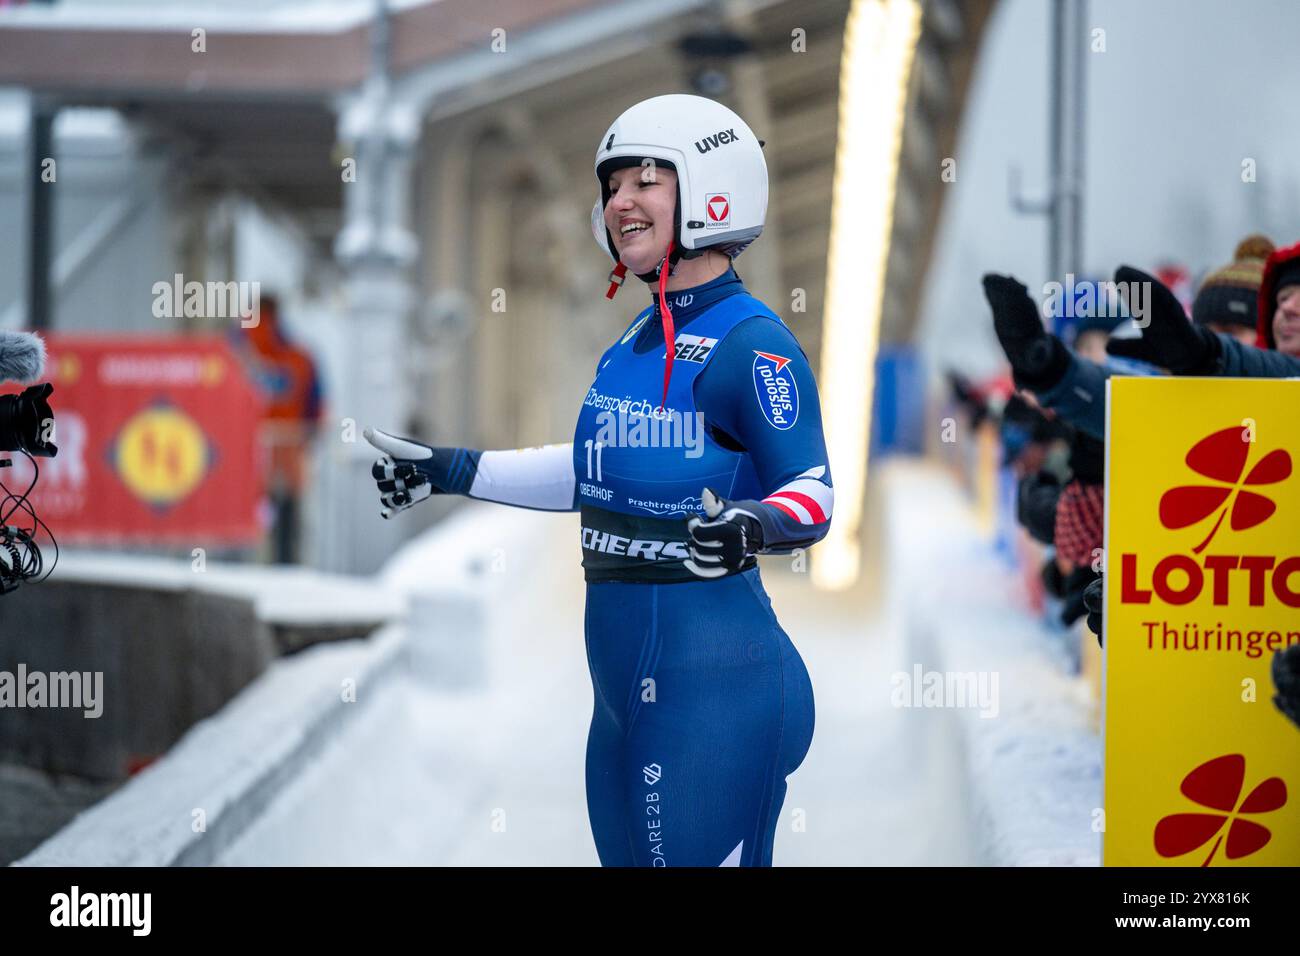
591, 94, 768, 272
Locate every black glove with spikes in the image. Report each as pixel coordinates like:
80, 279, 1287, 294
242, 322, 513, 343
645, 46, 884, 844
683, 488, 764, 579
364, 427, 445, 519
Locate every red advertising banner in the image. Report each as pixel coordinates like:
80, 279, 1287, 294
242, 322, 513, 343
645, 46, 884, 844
0, 335, 266, 546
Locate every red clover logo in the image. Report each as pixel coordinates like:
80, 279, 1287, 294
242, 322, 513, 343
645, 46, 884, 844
1153, 754, 1287, 866
1158, 426, 1291, 553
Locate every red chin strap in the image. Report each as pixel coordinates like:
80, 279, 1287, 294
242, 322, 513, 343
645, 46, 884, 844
603, 242, 678, 413
604, 261, 627, 299
656, 239, 676, 413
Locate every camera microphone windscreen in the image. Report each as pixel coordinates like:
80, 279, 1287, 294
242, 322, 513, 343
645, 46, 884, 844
0, 330, 47, 383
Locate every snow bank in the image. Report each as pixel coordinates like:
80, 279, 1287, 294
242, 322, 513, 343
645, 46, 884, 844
15, 503, 565, 865
884, 460, 1102, 866
15, 625, 408, 866
52, 550, 405, 629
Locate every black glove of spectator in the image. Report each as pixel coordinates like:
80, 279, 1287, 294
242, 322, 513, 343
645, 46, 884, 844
1018, 471, 1063, 545
1272, 644, 1300, 731
1069, 431, 1105, 486
1060, 566, 1100, 627
1041, 558, 1065, 598
1105, 265, 1222, 374
981, 274, 1071, 390
1082, 576, 1103, 646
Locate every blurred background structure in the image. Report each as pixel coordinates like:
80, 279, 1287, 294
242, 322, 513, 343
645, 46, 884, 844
0, 0, 1297, 866
0, 0, 995, 578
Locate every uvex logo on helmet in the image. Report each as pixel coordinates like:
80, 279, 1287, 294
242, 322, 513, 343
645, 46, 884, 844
1121, 426, 1299, 608
695, 129, 740, 154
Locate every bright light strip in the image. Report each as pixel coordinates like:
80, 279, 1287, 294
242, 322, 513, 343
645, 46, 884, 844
813, 0, 922, 591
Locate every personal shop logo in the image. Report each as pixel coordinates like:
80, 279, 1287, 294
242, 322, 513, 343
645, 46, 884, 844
1153, 754, 1286, 866
752, 351, 798, 430
1120, 425, 1299, 608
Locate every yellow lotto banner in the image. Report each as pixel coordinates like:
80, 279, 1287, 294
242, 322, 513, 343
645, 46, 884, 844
1104, 377, 1300, 867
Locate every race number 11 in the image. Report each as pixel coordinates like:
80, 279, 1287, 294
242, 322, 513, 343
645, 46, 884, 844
584, 439, 604, 481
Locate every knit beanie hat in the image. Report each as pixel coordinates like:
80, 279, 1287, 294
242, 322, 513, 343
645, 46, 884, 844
1191, 235, 1274, 330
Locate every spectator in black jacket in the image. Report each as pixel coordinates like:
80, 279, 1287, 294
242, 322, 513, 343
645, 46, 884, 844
982, 237, 1300, 441
990, 238, 1300, 649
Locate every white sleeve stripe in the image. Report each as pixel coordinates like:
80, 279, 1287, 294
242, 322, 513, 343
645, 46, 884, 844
469, 444, 575, 511
767, 477, 834, 513
764, 494, 816, 524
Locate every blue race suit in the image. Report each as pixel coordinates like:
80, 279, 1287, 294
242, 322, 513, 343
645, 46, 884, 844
391, 266, 832, 866
573, 266, 829, 866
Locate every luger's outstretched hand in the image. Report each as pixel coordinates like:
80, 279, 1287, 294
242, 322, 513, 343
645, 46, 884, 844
364, 427, 442, 519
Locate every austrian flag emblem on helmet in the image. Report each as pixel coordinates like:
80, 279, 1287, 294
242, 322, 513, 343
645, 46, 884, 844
705, 193, 730, 227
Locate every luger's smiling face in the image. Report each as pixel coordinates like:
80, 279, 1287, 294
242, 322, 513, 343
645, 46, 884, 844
604, 163, 678, 275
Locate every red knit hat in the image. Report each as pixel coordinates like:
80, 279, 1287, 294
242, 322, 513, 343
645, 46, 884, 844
1256, 240, 1300, 350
